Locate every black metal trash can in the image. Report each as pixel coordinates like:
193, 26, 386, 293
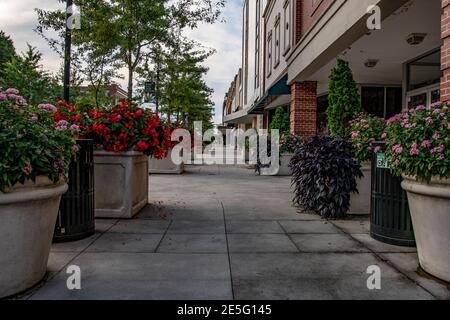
370, 141, 415, 247
370, 142, 416, 247
54, 139, 95, 243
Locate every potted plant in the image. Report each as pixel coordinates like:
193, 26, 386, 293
149, 121, 183, 174
89, 101, 171, 219
385, 102, 450, 282
348, 113, 385, 215
0, 89, 75, 298
290, 136, 363, 219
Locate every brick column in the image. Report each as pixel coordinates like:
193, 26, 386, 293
442, 0, 450, 102
290, 81, 317, 138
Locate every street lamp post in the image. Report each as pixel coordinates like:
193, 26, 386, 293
63, 0, 73, 103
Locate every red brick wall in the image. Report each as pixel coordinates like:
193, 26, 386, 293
295, 0, 303, 43
290, 81, 317, 138
441, 0, 450, 102
294, 0, 333, 44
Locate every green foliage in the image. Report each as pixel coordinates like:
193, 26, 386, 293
269, 107, 290, 135
37, 0, 225, 100
0, 30, 16, 72
0, 89, 76, 193
385, 103, 450, 182
141, 41, 215, 130
280, 133, 302, 154
349, 113, 386, 163
0, 45, 62, 105
327, 59, 362, 139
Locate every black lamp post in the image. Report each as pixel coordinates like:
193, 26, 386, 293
63, 0, 73, 103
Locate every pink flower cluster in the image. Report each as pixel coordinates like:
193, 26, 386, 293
392, 144, 403, 154
21, 165, 33, 176
409, 143, 420, 157
0, 88, 28, 105
38, 104, 57, 113
351, 131, 359, 139
430, 145, 444, 155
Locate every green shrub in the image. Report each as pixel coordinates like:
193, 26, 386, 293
269, 106, 290, 135
327, 59, 362, 139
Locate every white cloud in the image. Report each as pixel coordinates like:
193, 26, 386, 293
0, 0, 243, 124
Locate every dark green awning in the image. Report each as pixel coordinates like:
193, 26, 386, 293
249, 74, 290, 114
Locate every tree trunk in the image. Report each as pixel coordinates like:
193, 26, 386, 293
127, 65, 133, 101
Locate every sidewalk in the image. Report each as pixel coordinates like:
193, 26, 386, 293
19, 165, 449, 300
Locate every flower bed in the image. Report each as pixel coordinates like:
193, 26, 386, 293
385, 103, 449, 182
88, 101, 172, 158
0, 89, 75, 192
349, 113, 385, 163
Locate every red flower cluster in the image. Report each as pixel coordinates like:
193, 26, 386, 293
54, 101, 93, 137
89, 101, 172, 159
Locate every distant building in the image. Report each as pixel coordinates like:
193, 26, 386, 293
224, 0, 443, 138
78, 83, 128, 107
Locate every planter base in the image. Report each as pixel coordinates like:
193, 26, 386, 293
402, 177, 450, 283
149, 150, 184, 174
94, 151, 148, 219
0, 178, 67, 298
260, 154, 293, 176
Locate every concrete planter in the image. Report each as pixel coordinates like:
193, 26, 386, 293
260, 154, 293, 176
149, 149, 184, 174
278, 154, 293, 176
94, 151, 148, 219
401, 176, 450, 282
0, 177, 68, 298
348, 162, 371, 215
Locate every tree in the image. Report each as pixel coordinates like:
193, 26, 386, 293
0, 31, 16, 72
146, 39, 215, 130
0, 44, 61, 105
327, 58, 362, 139
36, 0, 225, 100
269, 107, 290, 135
80, 48, 122, 108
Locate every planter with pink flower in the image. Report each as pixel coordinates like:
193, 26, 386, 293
385, 102, 450, 282
349, 113, 385, 215
89, 102, 171, 219
0, 89, 75, 298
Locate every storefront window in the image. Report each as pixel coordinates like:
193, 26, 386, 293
361, 86, 402, 119
408, 51, 441, 91
408, 93, 428, 108
431, 89, 440, 104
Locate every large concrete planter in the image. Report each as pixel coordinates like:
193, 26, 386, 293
401, 176, 450, 282
94, 151, 148, 219
0, 177, 68, 298
348, 162, 371, 215
149, 149, 184, 174
260, 154, 293, 176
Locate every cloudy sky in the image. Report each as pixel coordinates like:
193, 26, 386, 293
0, 0, 243, 124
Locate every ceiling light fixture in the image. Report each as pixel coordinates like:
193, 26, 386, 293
406, 33, 427, 45
364, 59, 379, 68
